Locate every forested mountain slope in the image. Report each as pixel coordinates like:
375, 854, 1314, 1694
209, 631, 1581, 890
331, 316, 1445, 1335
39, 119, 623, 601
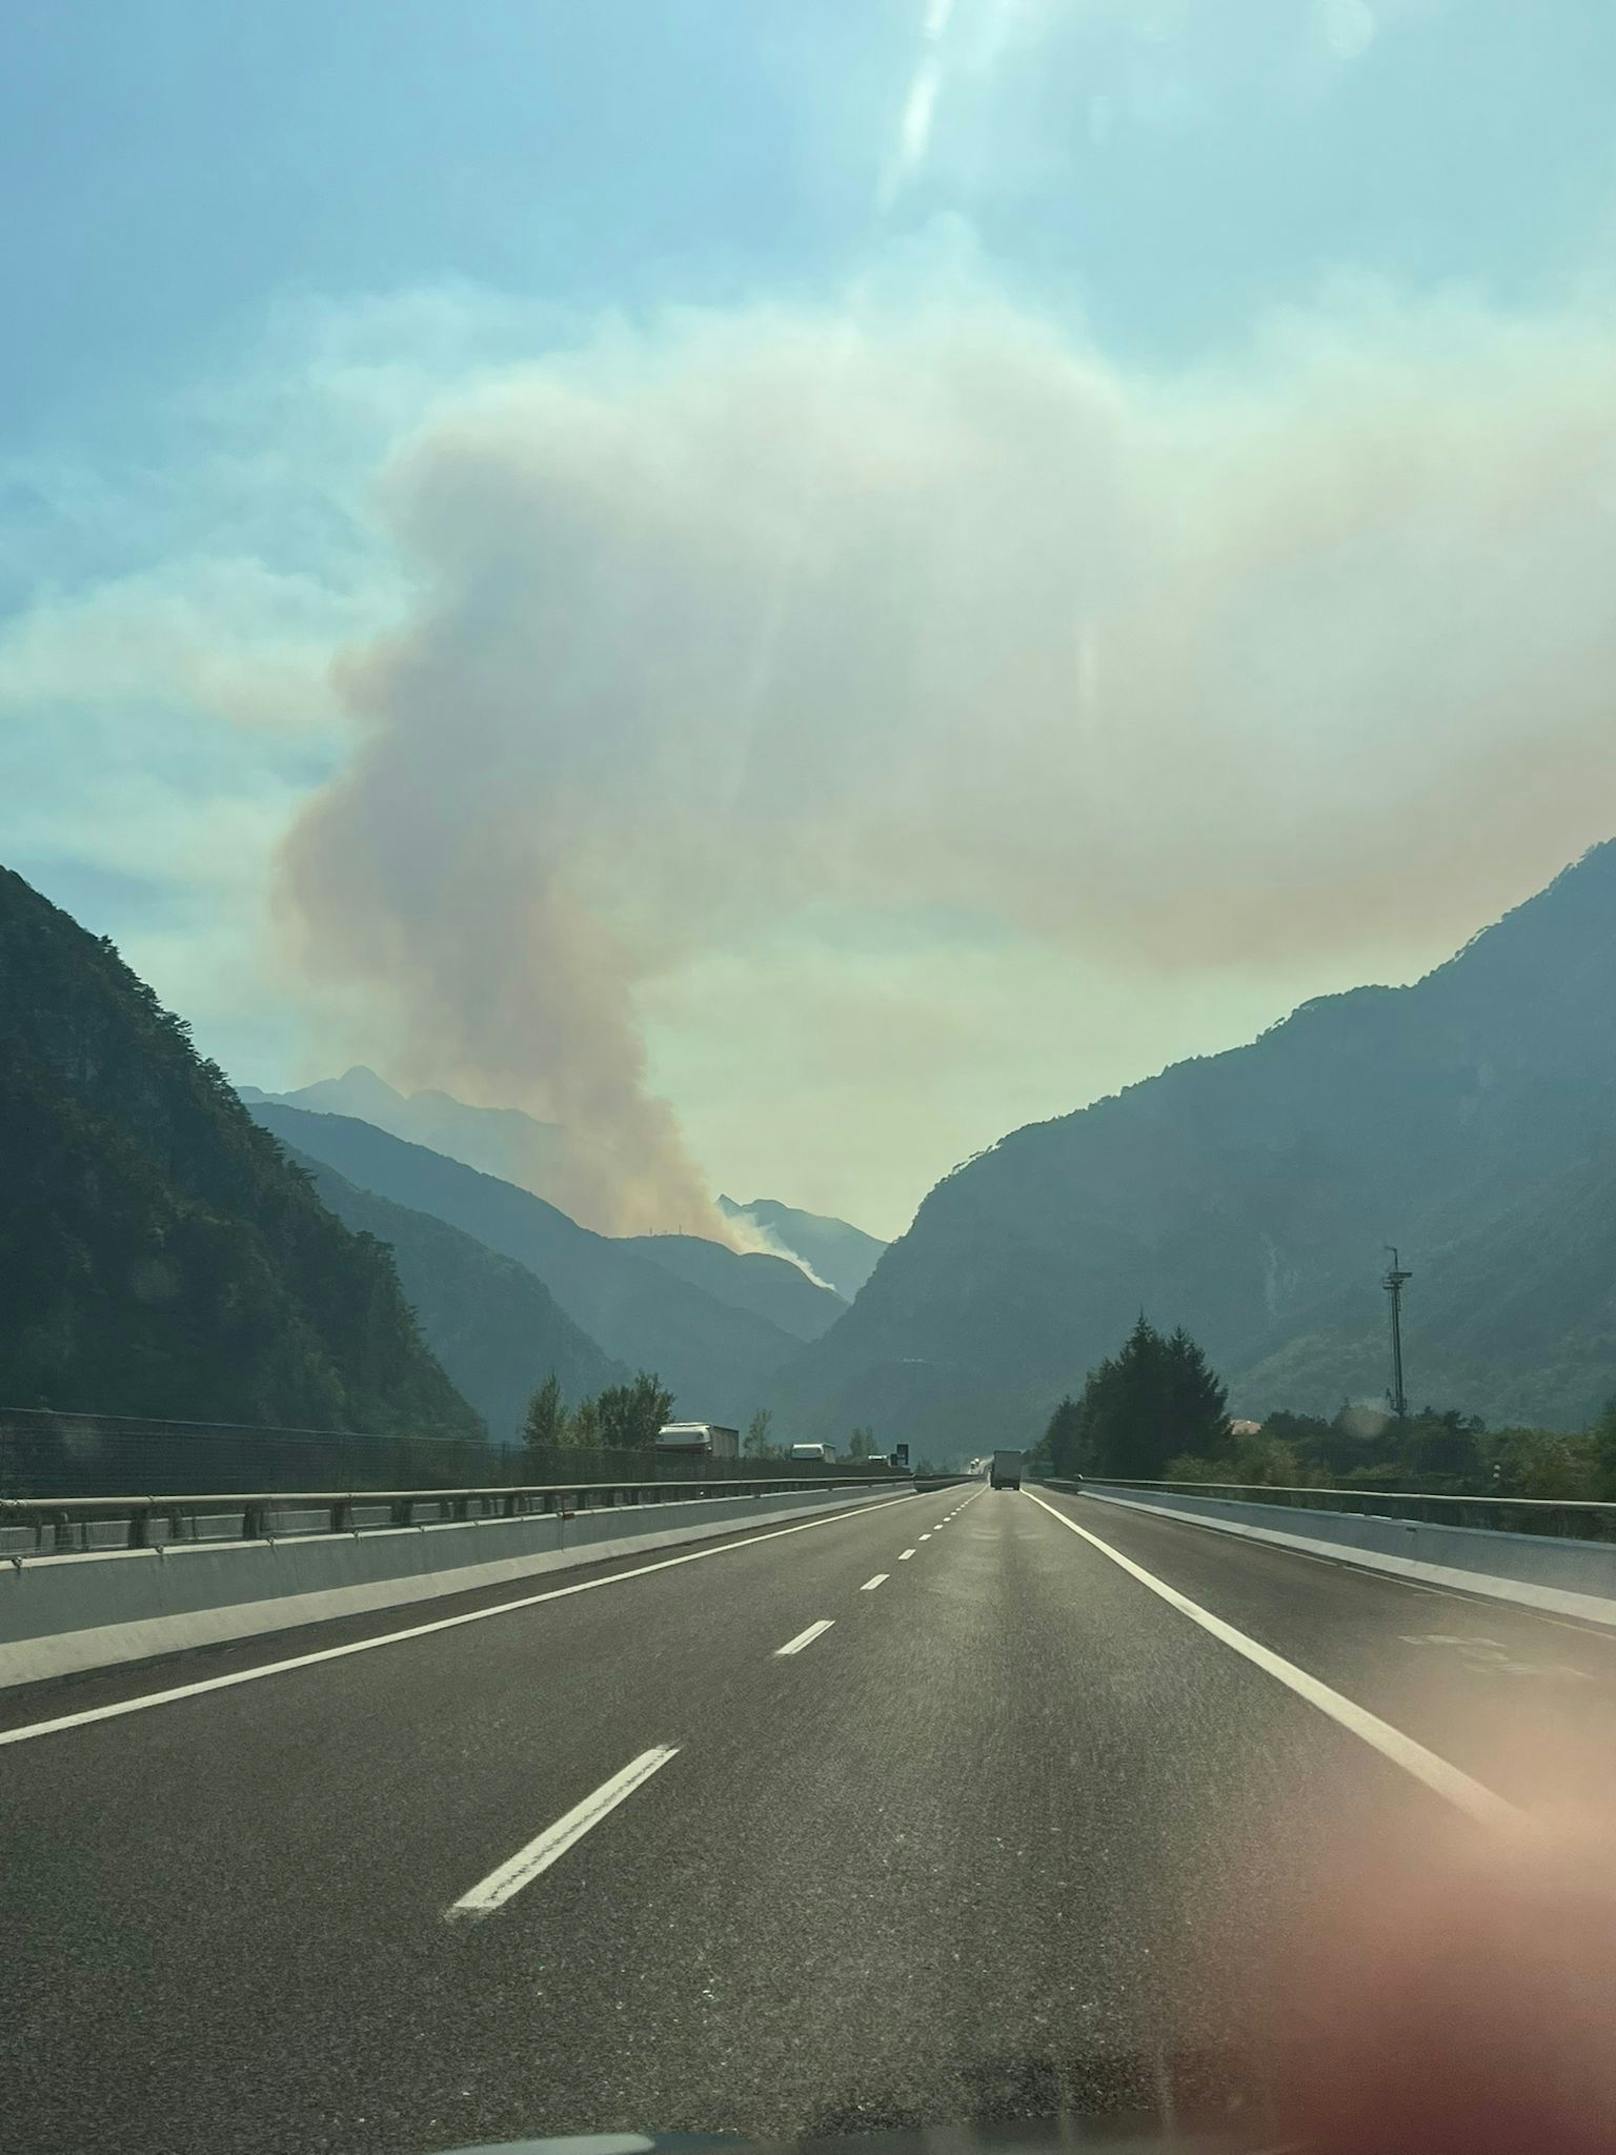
248, 1105, 800, 1427
786, 843, 1616, 1450
287, 1148, 625, 1438
0, 868, 480, 1434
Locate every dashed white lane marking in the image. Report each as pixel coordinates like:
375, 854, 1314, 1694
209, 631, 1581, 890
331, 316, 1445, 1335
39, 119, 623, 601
776, 1618, 836, 1657
898, 1549, 916, 1561
0, 1492, 921, 1750
446, 1745, 680, 1919
860, 1574, 889, 1592
1023, 1490, 1522, 1829
919, 1533, 931, 1541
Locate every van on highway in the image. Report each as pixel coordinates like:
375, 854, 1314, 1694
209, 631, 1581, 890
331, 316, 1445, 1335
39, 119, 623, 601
989, 1448, 1024, 1490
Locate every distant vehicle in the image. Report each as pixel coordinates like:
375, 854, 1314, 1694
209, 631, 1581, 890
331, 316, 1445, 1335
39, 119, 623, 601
788, 1441, 831, 1464
989, 1448, 1023, 1490
655, 1421, 740, 1460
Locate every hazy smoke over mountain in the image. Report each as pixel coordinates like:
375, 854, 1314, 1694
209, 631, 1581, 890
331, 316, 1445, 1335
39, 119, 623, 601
278, 290, 1616, 1233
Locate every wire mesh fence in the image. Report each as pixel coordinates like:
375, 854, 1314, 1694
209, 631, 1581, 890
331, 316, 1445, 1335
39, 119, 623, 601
0, 1407, 899, 1501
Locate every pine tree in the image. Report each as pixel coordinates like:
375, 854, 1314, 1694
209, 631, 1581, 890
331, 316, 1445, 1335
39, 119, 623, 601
1161, 1326, 1231, 1465
1068, 1317, 1230, 1478
1036, 1394, 1087, 1476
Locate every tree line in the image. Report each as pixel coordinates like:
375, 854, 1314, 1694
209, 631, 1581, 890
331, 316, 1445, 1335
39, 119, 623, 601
521, 1377, 901, 1468
1028, 1313, 1616, 1501
1030, 1316, 1232, 1480
522, 1370, 673, 1451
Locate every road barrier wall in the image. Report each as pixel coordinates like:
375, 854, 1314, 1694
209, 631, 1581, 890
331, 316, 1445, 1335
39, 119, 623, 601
0, 1482, 913, 1689
1055, 1480, 1616, 1628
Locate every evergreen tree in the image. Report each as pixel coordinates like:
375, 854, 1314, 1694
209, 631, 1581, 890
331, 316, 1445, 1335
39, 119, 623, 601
1036, 1394, 1087, 1477
522, 1372, 566, 1451
1162, 1326, 1232, 1463
744, 1408, 775, 1458
1067, 1316, 1230, 1478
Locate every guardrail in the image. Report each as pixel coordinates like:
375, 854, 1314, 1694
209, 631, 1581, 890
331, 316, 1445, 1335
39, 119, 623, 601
1054, 1476, 1616, 1545
1, 1474, 913, 1558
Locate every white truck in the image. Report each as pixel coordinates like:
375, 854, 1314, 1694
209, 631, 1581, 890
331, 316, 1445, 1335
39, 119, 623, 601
788, 1441, 833, 1464
655, 1421, 740, 1460
989, 1448, 1024, 1490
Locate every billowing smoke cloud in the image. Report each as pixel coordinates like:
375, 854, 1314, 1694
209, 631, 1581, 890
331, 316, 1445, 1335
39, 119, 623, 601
277, 288, 1616, 1233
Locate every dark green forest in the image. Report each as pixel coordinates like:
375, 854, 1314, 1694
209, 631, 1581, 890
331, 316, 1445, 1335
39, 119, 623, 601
1033, 1317, 1616, 1502
0, 866, 481, 1435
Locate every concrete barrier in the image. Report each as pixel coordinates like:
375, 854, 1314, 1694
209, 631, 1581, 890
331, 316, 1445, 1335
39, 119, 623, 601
1060, 1481, 1616, 1629
0, 1483, 913, 1689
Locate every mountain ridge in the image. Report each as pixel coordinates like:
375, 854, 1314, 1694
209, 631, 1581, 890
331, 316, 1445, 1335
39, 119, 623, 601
783, 842, 1616, 1452
284, 1147, 627, 1437
716, 1194, 887, 1299
246, 1103, 800, 1427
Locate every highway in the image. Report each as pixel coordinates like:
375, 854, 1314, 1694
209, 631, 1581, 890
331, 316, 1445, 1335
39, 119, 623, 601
4, 1481, 1616, 2154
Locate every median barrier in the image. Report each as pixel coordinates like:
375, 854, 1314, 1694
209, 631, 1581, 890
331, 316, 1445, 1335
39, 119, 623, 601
1044, 1478, 1616, 1628
0, 1480, 914, 1689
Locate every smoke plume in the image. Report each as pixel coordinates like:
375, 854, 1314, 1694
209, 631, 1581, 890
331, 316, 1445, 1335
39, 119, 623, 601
277, 289, 1616, 1232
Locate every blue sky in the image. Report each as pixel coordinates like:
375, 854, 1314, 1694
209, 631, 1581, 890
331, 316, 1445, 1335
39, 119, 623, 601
5, 1, 1616, 1234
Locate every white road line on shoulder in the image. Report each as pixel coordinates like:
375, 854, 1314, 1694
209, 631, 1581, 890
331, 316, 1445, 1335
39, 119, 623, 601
446, 1745, 679, 1920
1022, 1490, 1522, 1829
860, 1574, 889, 1592
0, 1494, 921, 1750
1085, 1490, 1616, 1641
898, 1549, 916, 1560
776, 1618, 835, 1657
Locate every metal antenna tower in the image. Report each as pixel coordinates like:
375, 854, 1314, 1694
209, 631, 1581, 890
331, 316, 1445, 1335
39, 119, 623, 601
1382, 1245, 1412, 1419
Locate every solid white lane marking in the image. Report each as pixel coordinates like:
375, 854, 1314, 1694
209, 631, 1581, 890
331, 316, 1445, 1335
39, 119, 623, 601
776, 1618, 835, 1657
1082, 1490, 1616, 1640
0, 1493, 922, 1749
898, 1549, 916, 1560
446, 1745, 679, 1919
1023, 1491, 1522, 1829
860, 1574, 889, 1592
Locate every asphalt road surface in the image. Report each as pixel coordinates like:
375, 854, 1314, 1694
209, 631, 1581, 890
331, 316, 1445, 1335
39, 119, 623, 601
5, 1482, 1616, 2155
